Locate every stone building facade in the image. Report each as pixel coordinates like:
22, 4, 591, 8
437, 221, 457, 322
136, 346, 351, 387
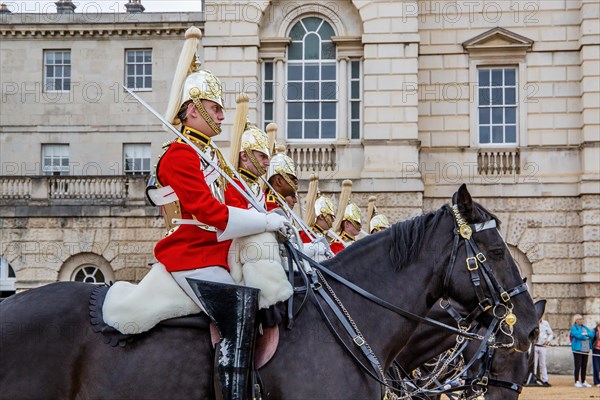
0, 0, 598, 348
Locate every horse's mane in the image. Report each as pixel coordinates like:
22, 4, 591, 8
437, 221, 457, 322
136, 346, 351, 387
325, 199, 500, 272
325, 205, 449, 271
389, 206, 448, 270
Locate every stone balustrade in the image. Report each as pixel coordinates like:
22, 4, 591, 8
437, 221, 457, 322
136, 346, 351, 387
0, 176, 32, 199
477, 149, 520, 175
286, 144, 337, 172
0, 175, 147, 203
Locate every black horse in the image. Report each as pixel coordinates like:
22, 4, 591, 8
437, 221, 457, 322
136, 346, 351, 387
393, 300, 536, 400
0, 185, 538, 399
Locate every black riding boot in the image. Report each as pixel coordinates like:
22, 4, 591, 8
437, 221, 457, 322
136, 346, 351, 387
186, 279, 260, 400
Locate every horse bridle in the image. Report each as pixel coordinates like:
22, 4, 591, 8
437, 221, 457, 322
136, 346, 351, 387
281, 204, 529, 399
440, 204, 529, 348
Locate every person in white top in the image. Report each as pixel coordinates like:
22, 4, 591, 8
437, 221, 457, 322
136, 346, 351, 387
534, 313, 554, 386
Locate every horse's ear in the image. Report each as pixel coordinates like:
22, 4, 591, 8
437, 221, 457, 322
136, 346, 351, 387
455, 184, 474, 218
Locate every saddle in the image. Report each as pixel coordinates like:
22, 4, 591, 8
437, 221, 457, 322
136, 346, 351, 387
89, 285, 279, 369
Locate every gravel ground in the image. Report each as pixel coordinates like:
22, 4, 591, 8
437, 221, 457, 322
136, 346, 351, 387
520, 375, 600, 400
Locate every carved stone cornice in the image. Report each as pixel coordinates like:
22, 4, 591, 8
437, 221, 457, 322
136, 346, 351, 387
259, 37, 291, 59
0, 12, 204, 38
0, 27, 190, 37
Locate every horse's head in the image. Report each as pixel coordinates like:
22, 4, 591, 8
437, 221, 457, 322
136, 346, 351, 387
445, 184, 538, 352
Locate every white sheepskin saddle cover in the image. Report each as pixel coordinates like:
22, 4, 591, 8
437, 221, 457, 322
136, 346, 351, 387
102, 263, 201, 334
228, 231, 293, 309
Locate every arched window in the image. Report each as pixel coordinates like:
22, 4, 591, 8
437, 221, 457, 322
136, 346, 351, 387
286, 17, 337, 140
72, 264, 106, 284
58, 253, 114, 284
0, 256, 16, 297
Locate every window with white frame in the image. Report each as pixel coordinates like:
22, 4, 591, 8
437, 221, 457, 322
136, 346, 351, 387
124, 143, 151, 175
125, 49, 152, 90
44, 50, 71, 92
263, 61, 275, 130
478, 67, 518, 145
350, 60, 361, 140
286, 17, 337, 140
42, 144, 69, 176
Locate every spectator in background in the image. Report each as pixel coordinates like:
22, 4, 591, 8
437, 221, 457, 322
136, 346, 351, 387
534, 312, 554, 386
592, 321, 600, 388
570, 314, 594, 388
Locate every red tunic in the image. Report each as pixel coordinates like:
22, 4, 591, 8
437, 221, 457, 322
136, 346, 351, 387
299, 225, 327, 244
224, 178, 251, 209
299, 230, 311, 244
153, 142, 232, 272
329, 240, 345, 255
224, 169, 266, 211
265, 189, 280, 212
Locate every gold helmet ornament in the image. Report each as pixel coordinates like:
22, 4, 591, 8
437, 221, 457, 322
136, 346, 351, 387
268, 146, 298, 191
344, 202, 362, 231
366, 195, 390, 233
241, 126, 270, 158
370, 214, 391, 233
315, 195, 335, 220
239, 125, 270, 176
304, 174, 336, 230
164, 26, 224, 136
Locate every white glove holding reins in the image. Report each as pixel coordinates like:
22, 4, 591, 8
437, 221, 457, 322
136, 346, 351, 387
265, 212, 290, 232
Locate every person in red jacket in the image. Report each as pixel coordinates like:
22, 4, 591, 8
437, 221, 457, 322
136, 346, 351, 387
148, 27, 289, 400
369, 213, 391, 234
224, 125, 271, 210
299, 194, 336, 261
366, 196, 391, 234
265, 147, 298, 212
299, 195, 336, 243
330, 202, 362, 254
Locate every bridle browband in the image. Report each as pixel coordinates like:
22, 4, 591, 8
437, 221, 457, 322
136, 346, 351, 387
281, 202, 530, 399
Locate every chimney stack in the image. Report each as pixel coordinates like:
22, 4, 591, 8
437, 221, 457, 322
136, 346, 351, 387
125, 0, 145, 13
55, 1, 76, 14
